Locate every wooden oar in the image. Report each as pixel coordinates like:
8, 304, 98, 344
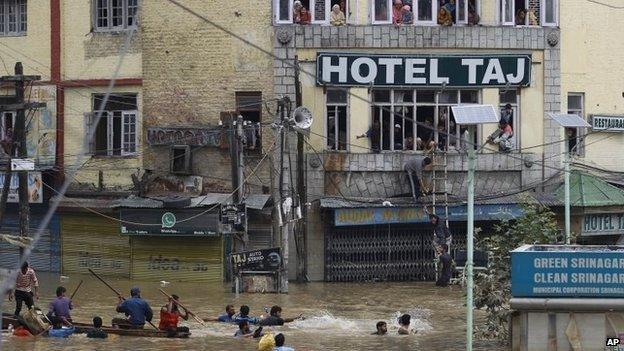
88, 268, 159, 331
70, 280, 83, 300
158, 288, 206, 326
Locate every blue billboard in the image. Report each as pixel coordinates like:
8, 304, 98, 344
511, 245, 624, 298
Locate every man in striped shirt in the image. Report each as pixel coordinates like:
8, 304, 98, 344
8, 261, 39, 316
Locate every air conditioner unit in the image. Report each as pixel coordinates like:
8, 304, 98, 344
170, 145, 192, 175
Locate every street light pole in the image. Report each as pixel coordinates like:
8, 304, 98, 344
466, 129, 475, 351
564, 151, 570, 245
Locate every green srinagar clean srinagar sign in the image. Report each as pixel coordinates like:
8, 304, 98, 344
316, 53, 532, 88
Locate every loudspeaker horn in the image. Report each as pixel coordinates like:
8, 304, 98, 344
291, 106, 313, 130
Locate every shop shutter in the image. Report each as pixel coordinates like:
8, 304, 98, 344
247, 214, 273, 250
131, 236, 222, 283
61, 214, 131, 277
0, 212, 60, 272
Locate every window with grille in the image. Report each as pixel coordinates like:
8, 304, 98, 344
326, 89, 348, 151
0, 0, 26, 36
93, 0, 139, 31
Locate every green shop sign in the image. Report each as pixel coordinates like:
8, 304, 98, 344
317, 53, 532, 88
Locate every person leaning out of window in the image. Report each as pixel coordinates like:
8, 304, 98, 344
330, 4, 346, 26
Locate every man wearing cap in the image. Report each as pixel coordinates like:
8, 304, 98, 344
112, 287, 153, 329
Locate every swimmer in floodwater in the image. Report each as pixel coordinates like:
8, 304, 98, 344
233, 305, 260, 324
258, 305, 303, 326
234, 320, 264, 338
204, 304, 236, 323
372, 321, 387, 335
398, 314, 412, 335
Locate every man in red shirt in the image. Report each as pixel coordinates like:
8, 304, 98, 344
158, 294, 189, 337
8, 261, 39, 317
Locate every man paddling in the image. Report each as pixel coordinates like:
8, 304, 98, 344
158, 294, 190, 337
112, 287, 153, 329
47, 286, 73, 326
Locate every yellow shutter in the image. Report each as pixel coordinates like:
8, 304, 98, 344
130, 237, 223, 283
61, 214, 131, 277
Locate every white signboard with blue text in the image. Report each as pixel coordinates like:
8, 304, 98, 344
511, 245, 624, 298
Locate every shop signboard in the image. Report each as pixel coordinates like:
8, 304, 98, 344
317, 53, 532, 87
334, 204, 522, 226
582, 213, 624, 236
0, 172, 43, 203
511, 245, 624, 298
120, 208, 220, 236
231, 247, 282, 274
591, 115, 624, 132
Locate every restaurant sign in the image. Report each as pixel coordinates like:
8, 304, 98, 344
591, 115, 624, 132
120, 208, 220, 236
582, 213, 624, 236
317, 53, 532, 87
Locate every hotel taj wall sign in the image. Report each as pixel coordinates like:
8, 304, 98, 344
591, 115, 624, 132
317, 53, 532, 87
582, 213, 624, 236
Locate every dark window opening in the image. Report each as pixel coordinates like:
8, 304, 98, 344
236, 92, 262, 152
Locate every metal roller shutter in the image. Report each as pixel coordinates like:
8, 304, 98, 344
247, 213, 273, 250
61, 214, 131, 277
131, 237, 223, 283
0, 212, 59, 272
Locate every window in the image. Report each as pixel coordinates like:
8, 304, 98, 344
87, 93, 138, 156
567, 93, 584, 155
171, 145, 192, 174
372, 0, 390, 23
276, 0, 351, 24
0, 0, 26, 36
499, 89, 519, 148
371, 89, 479, 152
236, 92, 263, 152
93, 0, 139, 31
500, 0, 557, 26
326, 89, 348, 151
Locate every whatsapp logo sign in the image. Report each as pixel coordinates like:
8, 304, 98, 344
161, 212, 176, 228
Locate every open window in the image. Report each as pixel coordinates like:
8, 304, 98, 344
326, 89, 348, 151
171, 145, 192, 175
88, 93, 138, 156
567, 93, 585, 155
275, 0, 351, 24
500, 0, 556, 26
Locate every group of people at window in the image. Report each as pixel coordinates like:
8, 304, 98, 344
292, 0, 348, 25
376, 0, 479, 26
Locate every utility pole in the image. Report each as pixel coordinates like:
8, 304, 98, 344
236, 115, 247, 250
294, 56, 307, 282
0, 63, 43, 257
277, 97, 290, 293
230, 114, 240, 205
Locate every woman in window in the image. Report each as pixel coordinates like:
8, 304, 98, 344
437, 6, 453, 26
330, 4, 346, 26
515, 8, 527, 26
300, 7, 311, 24
392, 0, 403, 25
401, 5, 414, 25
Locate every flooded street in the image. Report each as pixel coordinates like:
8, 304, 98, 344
1, 273, 505, 350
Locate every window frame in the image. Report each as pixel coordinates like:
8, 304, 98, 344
0, 0, 27, 37
566, 92, 585, 156
275, 0, 352, 24
170, 145, 192, 175
92, 0, 140, 32
415, 0, 437, 25
370, 89, 481, 152
499, 0, 557, 26
371, 0, 392, 24
89, 93, 139, 157
235, 91, 263, 152
325, 88, 349, 151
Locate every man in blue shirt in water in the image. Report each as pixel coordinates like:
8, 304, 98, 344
112, 287, 153, 329
204, 304, 236, 323
233, 305, 259, 324
274, 333, 295, 351
47, 317, 75, 338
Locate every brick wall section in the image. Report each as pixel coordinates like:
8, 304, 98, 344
142, 1, 274, 189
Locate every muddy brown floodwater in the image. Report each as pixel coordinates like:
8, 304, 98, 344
1, 273, 506, 351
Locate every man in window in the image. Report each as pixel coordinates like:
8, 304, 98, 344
357, 120, 381, 153
487, 121, 513, 153
501, 103, 513, 126
403, 156, 432, 201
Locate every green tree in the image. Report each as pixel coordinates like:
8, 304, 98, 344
473, 201, 560, 342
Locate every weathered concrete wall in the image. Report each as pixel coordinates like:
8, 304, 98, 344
141, 0, 274, 190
